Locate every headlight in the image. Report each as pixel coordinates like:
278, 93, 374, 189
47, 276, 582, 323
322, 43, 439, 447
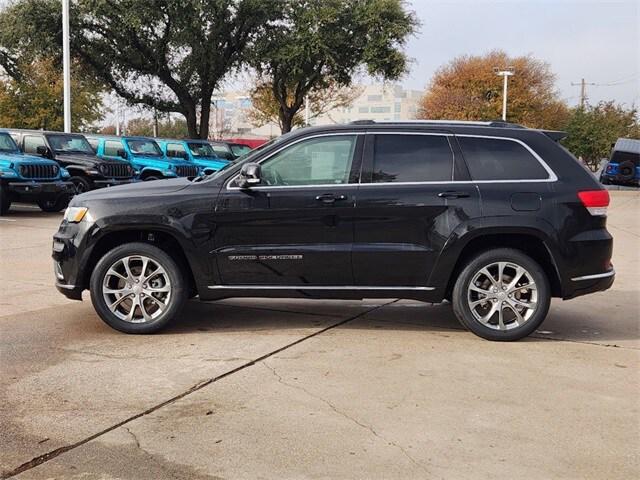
61, 169, 71, 178
0, 168, 18, 178
64, 206, 88, 223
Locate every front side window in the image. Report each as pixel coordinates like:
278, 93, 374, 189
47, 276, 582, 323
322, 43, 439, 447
0, 133, 19, 153
258, 135, 357, 186
86, 138, 99, 150
23, 135, 46, 154
166, 143, 186, 158
104, 140, 123, 157
126, 139, 162, 157
188, 142, 216, 158
47, 134, 94, 154
458, 137, 549, 180
371, 134, 454, 183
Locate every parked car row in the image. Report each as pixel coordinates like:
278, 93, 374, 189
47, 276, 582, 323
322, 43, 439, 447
0, 128, 254, 215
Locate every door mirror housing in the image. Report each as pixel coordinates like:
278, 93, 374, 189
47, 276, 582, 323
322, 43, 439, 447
36, 145, 49, 157
238, 162, 261, 188
117, 149, 127, 159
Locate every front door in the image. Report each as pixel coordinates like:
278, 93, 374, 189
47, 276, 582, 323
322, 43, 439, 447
353, 132, 481, 287
213, 134, 363, 286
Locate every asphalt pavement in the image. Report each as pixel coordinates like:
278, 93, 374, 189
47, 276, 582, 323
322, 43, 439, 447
1, 191, 638, 479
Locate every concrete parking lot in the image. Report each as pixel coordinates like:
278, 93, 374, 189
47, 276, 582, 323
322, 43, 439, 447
1, 191, 639, 479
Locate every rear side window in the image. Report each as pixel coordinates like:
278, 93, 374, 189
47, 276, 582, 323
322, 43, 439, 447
104, 140, 122, 157
371, 134, 453, 183
458, 136, 549, 180
23, 135, 46, 154
167, 143, 186, 158
86, 138, 99, 151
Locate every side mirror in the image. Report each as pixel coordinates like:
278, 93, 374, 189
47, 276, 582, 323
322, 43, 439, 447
36, 145, 49, 157
238, 162, 261, 188
117, 149, 127, 159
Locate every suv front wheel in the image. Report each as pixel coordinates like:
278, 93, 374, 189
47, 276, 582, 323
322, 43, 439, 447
452, 248, 551, 341
90, 242, 187, 333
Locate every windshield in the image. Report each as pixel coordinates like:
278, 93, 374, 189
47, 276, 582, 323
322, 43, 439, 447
47, 134, 94, 154
126, 139, 163, 157
187, 142, 217, 158
0, 133, 19, 153
230, 144, 252, 156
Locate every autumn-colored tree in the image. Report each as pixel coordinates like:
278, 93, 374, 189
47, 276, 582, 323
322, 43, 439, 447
418, 50, 569, 129
562, 101, 640, 170
0, 58, 103, 131
247, 81, 362, 132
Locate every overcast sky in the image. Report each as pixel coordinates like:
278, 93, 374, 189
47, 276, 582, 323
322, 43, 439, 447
401, 0, 639, 107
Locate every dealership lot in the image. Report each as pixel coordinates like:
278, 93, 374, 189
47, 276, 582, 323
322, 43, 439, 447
1, 191, 638, 479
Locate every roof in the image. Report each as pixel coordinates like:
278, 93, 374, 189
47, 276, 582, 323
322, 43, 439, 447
613, 137, 640, 155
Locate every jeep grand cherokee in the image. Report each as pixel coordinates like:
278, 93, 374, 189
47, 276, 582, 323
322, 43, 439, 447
52, 120, 614, 341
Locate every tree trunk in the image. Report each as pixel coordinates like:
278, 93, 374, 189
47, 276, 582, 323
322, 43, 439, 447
279, 108, 294, 134
199, 92, 212, 139
184, 107, 198, 139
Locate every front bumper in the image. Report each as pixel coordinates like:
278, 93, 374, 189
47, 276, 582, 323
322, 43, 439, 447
55, 281, 83, 300
92, 178, 137, 188
8, 180, 74, 196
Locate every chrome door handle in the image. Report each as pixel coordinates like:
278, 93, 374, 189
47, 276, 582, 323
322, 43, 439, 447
438, 191, 470, 199
315, 193, 347, 204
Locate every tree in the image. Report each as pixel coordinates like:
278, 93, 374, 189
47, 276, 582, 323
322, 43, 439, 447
0, 58, 103, 131
417, 50, 569, 129
562, 102, 640, 170
249, 0, 418, 133
96, 116, 189, 138
247, 80, 362, 132
0, 0, 277, 139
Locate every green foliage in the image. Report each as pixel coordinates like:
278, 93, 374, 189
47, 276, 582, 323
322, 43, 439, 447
96, 117, 189, 138
0, 58, 103, 131
562, 102, 640, 170
250, 0, 418, 132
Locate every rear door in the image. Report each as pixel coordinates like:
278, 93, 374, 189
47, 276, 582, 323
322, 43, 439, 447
353, 131, 481, 287
213, 133, 363, 286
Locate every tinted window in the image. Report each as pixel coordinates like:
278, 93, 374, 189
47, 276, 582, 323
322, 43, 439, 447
23, 135, 46, 154
167, 143, 186, 158
372, 134, 453, 183
104, 140, 123, 157
258, 135, 357, 186
47, 134, 94, 154
458, 137, 549, 180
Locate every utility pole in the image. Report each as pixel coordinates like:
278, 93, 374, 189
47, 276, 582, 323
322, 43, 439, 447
571, 78, 596, 108
62, 0, 71, 132
494, 67, 515, 121
304, 94, 310, 125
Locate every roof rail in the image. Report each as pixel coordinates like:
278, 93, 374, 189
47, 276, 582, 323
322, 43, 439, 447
349, 119, 524, 128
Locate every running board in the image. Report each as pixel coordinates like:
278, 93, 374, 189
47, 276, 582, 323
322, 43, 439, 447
207, 285, 435, 291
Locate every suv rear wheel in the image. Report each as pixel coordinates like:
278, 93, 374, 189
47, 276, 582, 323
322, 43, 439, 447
90, 242, 187, 334
452, 248, 550, 341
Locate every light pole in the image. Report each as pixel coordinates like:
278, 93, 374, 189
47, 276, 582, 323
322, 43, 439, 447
494, 67, 515, 121
62, 0, 71, 132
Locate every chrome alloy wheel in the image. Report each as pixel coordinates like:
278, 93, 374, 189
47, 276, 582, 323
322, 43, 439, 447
467, 261, 538, 331
102, 255, 172, 323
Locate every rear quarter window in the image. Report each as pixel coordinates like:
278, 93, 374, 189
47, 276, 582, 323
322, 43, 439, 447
458, 136, 549, 181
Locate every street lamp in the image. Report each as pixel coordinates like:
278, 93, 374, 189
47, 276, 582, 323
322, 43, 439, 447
62, 0, 71, 132
494, 67, 515, 121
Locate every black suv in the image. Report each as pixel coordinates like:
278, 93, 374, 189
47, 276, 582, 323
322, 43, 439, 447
9, 129, 136, 194
52, 121, 614, 341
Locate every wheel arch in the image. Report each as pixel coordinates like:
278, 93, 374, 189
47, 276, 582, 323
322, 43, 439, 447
434, 227, 563, 300
80, 227, 197, 295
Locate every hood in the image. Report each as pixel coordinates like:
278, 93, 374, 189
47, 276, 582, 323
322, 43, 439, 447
0, 151, 60, 167
71, 177, 192, 205
56, 152, 118, 166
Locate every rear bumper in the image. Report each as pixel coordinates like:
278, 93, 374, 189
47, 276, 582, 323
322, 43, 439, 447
564, 268, 615, 299
7, 180, 74, 196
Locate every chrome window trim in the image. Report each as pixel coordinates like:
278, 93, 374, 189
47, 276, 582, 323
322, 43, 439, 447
571, 269, 615, 282
226, 132, 363, 191
225, 131, 558, 190
208, 285, 435, 291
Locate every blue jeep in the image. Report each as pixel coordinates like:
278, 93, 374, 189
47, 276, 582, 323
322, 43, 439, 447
600, 138, 640, 187
0, 131, 74, 214
86, 135, 202, 180
156, 138, 231, 175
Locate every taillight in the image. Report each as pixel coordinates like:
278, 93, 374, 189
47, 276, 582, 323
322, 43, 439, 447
578, 190, 609, 216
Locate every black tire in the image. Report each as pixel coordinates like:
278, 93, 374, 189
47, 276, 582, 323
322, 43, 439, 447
452, 248, 551, 341
0, 183, 10, 215
143, 175, 160, 181
70, 175, 92, 195
618, 160, 635, 181
90, 242, 188, 334
37, 194, 70, 213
